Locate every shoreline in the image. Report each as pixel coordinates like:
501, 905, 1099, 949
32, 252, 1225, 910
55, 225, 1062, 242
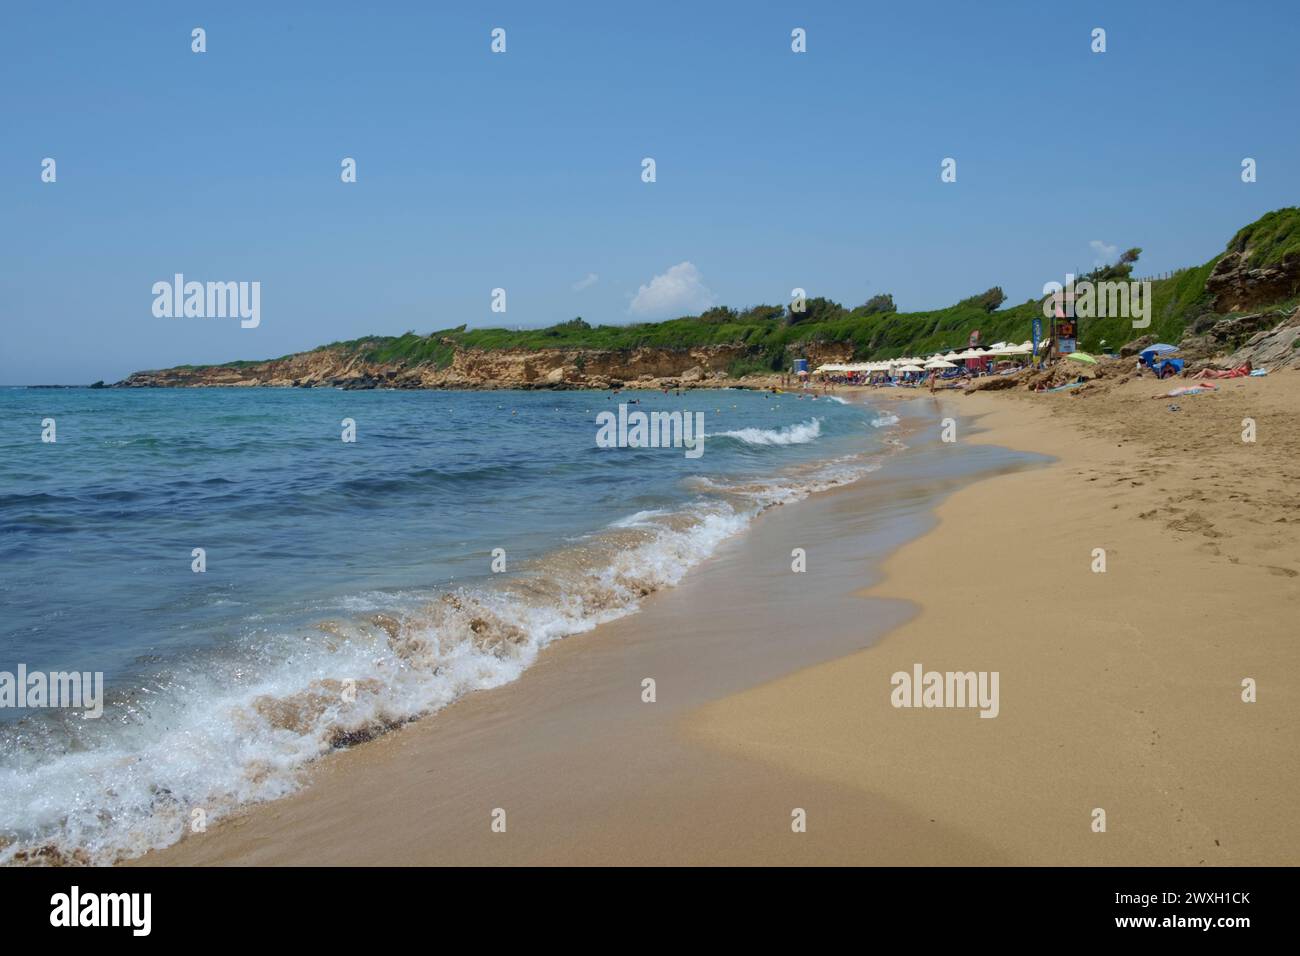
132, 377, 1298, 865
691, 381, 1300, 865
132, 394, 1039, 865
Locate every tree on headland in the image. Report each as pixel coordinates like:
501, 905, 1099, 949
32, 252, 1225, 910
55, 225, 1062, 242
784, 296, 846, 326
958, 287, 1006, 313
737, 304, 785, 324
1084, 248, 1143, 283
698, 306, 739, 324
859, 293, 896, 315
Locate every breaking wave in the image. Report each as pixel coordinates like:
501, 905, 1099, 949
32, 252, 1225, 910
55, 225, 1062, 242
710, 417, 822, 446
0, 446, 893, 866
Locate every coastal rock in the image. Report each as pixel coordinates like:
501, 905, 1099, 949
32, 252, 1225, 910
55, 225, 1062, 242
1223, 307, 1300, 370
790, 343, 854, 368
112, 342, 765, 391
1020, 356, 1125, 391
1206, 310, 1287, 346
965, 372, 1024, 392
1205, 250, 1300, 312
1119, 335, 1156, 358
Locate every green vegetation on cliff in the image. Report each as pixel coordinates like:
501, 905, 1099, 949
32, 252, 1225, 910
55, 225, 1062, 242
1225, 207, 1300, 268
223, 208, 1300, 372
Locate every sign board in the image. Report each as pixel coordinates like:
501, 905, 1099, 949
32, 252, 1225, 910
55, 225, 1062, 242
1055, 320, 1076, 355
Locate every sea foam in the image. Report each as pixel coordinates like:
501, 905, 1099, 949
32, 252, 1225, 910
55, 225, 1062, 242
710, 417, 822, 446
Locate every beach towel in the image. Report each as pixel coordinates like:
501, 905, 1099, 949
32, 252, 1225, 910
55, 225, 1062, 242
1157, 384, 1216, 398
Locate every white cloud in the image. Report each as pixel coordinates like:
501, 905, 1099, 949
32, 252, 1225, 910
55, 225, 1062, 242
628, 261, 715, 318
572, 273, 598, 292
1089, 240, 1118, 265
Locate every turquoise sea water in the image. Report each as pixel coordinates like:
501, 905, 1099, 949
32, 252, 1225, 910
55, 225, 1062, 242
0, 386, 895, 862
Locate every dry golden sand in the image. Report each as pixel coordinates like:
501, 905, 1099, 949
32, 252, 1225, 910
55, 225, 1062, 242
692, 374, 1300, 864
139, 375, 1299, 866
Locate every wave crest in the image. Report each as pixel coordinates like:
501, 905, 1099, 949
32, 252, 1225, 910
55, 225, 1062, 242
710, 417, 821, 446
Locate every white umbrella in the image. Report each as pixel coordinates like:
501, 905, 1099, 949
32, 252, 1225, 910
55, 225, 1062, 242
925, 359, 957, 368
898, 364, 924, 373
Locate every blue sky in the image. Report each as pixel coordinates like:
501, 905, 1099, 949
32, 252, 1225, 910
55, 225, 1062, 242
3, 0, 1298, 384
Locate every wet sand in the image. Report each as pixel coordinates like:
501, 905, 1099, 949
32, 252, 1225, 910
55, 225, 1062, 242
140, 378, 1299, 865
138, 397, 1041, 864
694, 378, 1300, 865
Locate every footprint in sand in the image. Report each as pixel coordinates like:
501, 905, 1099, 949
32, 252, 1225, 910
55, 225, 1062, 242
1166, 511, 1222, 537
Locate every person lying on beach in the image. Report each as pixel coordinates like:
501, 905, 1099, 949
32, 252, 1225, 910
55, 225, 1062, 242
1192, 360, 1252, 379
1153, 382, 1218, 398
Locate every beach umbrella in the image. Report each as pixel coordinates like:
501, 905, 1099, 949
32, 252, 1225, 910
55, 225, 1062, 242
1140, 343, 1179, 356
924, 359, 957, 368
1065, 351, 1098, 364
898, 364, 924, 373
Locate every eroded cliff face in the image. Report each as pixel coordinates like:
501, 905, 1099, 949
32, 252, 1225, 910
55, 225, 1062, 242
114, 342, 854, 390
1206, 250, 1300, 313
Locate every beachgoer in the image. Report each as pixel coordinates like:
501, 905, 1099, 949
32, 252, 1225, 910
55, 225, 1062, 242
1193, 360, 1252, 379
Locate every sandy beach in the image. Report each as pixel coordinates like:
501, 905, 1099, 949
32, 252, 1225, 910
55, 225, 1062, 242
138, 376, 1300, 866
694, 376, 1300, 865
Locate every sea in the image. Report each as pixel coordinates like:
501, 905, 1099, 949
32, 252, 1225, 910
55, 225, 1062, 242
0, 385, 901, 863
